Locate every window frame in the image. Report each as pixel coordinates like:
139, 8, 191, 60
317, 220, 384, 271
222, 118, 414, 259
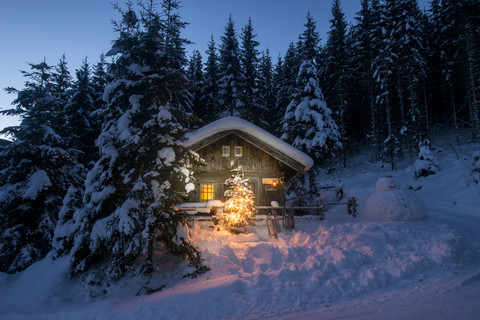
199, 181, 216, 201
234, 146, 243, 157
222, 146, 230, 157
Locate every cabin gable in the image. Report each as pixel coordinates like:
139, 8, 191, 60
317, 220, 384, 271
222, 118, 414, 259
188, 133, 297, 206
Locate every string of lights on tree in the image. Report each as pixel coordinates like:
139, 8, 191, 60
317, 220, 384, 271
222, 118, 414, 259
222, 166, 255, 233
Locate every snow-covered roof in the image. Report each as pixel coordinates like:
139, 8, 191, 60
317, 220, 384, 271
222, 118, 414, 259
183, 117, 314, 171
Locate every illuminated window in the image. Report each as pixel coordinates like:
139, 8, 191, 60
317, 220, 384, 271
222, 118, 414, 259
200, 182, 215, 201
234, 146, 242, 157
222, 146, 230, 157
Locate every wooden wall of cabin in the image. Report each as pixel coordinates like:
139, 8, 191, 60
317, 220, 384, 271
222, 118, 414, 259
188, 134, 297, 206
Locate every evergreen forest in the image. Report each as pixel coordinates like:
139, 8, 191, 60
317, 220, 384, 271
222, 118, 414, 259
0, 0, 479, 289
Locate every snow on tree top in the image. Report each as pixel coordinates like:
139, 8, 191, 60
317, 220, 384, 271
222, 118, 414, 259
183, 116, 314, 170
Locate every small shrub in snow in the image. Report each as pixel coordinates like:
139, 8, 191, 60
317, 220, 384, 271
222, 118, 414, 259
471, 150, 480, 184
414, 140, 438, 178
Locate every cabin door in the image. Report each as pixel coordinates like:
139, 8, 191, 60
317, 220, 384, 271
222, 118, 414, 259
247, 177, 260, 205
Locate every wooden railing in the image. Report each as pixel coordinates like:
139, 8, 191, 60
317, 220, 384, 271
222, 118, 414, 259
186, 197, 358, 239
258, 197, 358, 238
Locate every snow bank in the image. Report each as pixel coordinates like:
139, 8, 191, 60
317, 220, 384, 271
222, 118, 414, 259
136, 219, 461, 319
0, 218, 464, 320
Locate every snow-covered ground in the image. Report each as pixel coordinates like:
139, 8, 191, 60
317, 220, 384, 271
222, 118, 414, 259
1, 132, 479, 320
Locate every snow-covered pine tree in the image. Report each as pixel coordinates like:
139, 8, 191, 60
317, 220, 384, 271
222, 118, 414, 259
240, 17, 263, 125
218, 15, 246, 119
69, 2, 205, 286
272, 56, 286, 136
324, 0, 351, 167
258, 49, 276, 131
52, 54, 73, 104
91, 53, 111, 113
371, 0, 400, 169
282, 14, 341, 164
274, 43, 300, 137
352, 0, 385, 158
90, 53, 110, 153
64, 58, 99, 165
282, 59, 341, 163
187, 49, 204, 123
161, 0, 190, 71
390, 0, 428, 152
199, 36, 220, 123
0, 61, 75, 273
53, 58, 99, 257
298, 12, 321, 63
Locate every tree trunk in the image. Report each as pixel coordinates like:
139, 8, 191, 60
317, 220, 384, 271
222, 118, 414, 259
397, 73, 405, 125
370, 86, 380, 159
449, 85, 460, 145
423, 79, 430, 134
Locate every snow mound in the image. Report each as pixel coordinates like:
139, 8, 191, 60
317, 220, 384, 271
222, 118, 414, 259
365, 189, 427, 221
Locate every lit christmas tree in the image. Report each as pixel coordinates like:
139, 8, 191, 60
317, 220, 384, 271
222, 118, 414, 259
223, 166, 255, 233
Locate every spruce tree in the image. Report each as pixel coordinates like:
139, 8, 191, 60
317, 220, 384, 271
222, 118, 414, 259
53, 59, 99, 256
240, 17, 262, 125
64, 58, 99, 165
371, 0, 399, 169
272, 55, 286, 136
282, 14, 340, 163
325, 0, 351, 166
276, 43, 300, 137
68, 2, 206, 286
200, 36, 220, 123
281, 59, 341, 162
0, 61, 74, 272
258, 49, 276, 130
187, 49, 204, 123
390, 0, 428, 151
91, 53, 111, 112
298, 12, 321, 62
53, 54, 73, 103
354, 0, 385, 158
218, 16, 246, 119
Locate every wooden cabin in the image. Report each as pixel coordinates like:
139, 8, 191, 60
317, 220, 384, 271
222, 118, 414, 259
182, 117, 313, 208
